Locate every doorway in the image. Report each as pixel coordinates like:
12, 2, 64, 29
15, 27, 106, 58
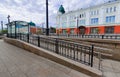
78, 26, 86, 34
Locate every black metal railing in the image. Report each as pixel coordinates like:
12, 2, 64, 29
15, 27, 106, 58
49, 34, 120, 39
8, 33, 94, 67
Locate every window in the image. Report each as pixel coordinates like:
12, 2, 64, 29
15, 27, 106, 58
105, 26, 114, 34
80, 14, 81, 18
97, 10, 99, 15
106, 8, 108, 13
69, 15, 75, 20
80, 13, 85, 18
84, 13, 86, 17
91, 11, 93, 15
70, 29, 74, 34
69, 21, 75, 28
63, 30, 67, 34
114, 7, 116, 12
110, 7, 112, 12
91, 18, 99, 24
82, 14, 84, 17
62, 22, 67, 28
90, 27, 99, 34
62, 17, 67, 21
91, 10, 99, 16
79, 20, 85, 25
94, 11, 96, 15
106, 16, 115, 23
106, 6, 116, 13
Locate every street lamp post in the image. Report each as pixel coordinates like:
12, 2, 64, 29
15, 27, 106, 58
28, 23, 30, 34
27, 23, 30, 43
7, 15, 10, 37
77, 17, 79, 36
15, 21, 17, 39
42, 23, 44, 34
1, 21, 3, 34
46, 0, 49, 36
75, 16, 79, 36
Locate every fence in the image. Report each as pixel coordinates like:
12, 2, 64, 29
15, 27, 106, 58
49, 34, 120, 39
8, 33, 94, 67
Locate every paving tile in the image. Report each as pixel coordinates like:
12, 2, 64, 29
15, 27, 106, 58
68, 70, 91, 77
103, 72, 117, 77
101, 59, 120, 77
115, 73, 120, 77
49, 62, 72, 74
0, 40, 90, 77
0, 72, 12, 77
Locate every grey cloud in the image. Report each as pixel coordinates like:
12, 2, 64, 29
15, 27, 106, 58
0, 0, 108, 27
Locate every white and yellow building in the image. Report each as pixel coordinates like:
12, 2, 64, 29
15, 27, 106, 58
56, 0, 120, 34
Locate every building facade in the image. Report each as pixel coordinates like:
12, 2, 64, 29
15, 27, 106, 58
56, 0, 120, 34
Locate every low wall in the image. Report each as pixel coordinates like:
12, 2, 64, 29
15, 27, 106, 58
60, 37, 120, 61
4, 37, 102, 77
78, 38, 120, 61
69, 38, 120, 49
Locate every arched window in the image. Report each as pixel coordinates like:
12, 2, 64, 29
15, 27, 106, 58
80, 14, 81, 18
110, 7, 112, 12
114, 7, 116, 12
106, 8, 108, 13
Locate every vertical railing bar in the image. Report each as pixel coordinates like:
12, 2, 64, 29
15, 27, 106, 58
91, 45, 94, 67
38, 36, 40, 47
89, 47, 91, 65
55, 38, 59, 54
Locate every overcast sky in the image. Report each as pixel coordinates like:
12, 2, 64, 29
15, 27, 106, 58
0, 0, 110, 28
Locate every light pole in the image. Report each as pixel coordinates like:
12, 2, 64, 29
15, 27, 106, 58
42, 23, 45, 34
15, 21, 17, 39
1, 21, 3, 33
7, 15, 10, 26
46, 0, 49, 36
7, 15, 10, 37
28, 23, 30, 34
77, 17, 79, 36
75, 16, 79, 36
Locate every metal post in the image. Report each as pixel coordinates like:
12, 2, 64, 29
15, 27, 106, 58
28, 23, 30, 34
38, 36, 40, 47
7, 15, 10, 37
55, 38, 59, 54
77, 18, 79, 36
27, 33, 29, 43
1, 21, 3, 34
46, 0, 49, 36
102, 35, 104, 39
98, 52, 102, 70
20, 33, 21, 40
27, 23, 30, 43
91, 45, 94, 67
15, 21, 17, 39
10, 23, 12, 38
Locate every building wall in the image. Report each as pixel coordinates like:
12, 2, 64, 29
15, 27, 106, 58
99, 26, 105, 34
56, 0, 120, 34
30, 27, 41, 34
114, 25, 120, 34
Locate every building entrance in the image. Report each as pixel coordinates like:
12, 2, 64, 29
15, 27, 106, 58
78, 26, 86, 34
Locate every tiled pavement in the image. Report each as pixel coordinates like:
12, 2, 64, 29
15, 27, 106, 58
0, 40, 90, 77
0, 40, 120, 77
101, 59, 120, 77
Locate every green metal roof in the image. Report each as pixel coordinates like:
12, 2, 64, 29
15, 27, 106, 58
59, 5, 65, 14
28, 21, 36, 26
